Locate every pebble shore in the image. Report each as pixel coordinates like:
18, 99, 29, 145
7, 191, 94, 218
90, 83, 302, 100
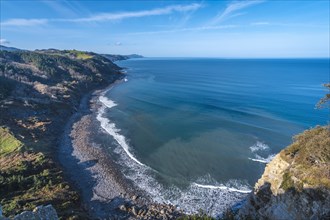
59, 83, 185, 219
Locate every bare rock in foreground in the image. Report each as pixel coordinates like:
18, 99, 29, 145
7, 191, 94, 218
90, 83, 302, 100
0, 205, 58, 220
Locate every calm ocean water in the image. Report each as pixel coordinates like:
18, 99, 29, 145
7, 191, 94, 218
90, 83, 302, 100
97, 58, 329, 215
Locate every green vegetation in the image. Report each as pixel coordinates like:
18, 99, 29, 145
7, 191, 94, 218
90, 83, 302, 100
280, 171, 295, 191
0, 76, 16, 100
316, 83, 330, 109
0, 49, 120, 87
0, 127, 22, 156
0, 127, 85, 219
65, 50, 93, 60
280, 126, 330, 189
0, 49, 125, 219
0, 49, 123, 219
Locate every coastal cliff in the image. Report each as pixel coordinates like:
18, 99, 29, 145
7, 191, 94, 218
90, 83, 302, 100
0, 48, 123, 218
239, 126, 330, 219
1, 47, 329, 219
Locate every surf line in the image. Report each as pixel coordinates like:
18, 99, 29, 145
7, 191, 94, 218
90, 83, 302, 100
248, 154, 275, 164
192, 183, 251, 194
97, 95, 146, 167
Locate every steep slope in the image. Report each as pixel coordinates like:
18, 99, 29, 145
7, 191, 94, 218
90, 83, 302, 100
0, 49, 122, 152
0, 49, 123, 218
0, 45, 23, 52
239, 126, 330, 219
0, 127, 82, 218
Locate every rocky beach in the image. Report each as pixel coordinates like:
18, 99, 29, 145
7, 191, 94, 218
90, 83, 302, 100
59, 80, 185, 219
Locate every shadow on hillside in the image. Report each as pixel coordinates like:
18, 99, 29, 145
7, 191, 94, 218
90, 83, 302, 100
240, 181, 330, 219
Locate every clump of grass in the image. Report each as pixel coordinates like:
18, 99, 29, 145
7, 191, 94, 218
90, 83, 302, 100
280, 126, 330, 189
280, 171, 295, 191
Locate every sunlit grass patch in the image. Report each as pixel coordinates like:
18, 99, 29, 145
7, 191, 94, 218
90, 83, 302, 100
0, 127, 22, 156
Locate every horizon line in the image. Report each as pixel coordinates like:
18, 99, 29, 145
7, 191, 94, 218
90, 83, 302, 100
137, 56, 330, 59
1, 44, 329, 59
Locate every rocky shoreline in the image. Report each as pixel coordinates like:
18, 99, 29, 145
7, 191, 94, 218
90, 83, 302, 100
59, 81, 185, 219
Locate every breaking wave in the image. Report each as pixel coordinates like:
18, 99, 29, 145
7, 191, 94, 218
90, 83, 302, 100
96, 94, 251, 217
249, 154, 276, 164
248, 141, 275, 164
97, 96, 145, 166
192, 183, 251, 194
99, 96, 117, 108
249, 141, 269, 152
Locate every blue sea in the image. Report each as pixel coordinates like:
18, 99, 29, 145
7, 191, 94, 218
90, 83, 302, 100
96, 58, 329, 216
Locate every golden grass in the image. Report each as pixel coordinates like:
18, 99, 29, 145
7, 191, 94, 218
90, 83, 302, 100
280, 126, 330, 189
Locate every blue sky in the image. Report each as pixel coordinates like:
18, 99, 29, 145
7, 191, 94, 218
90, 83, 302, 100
0, 0, 329, 57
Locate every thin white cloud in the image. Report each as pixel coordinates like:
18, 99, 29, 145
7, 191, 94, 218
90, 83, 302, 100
0, 38, 10, 45
42, 0, 79, 17
41, 0, 91, 18
63, 3, 203, 22
174, 3, 201, 28
210, 0, 264, 25
1, 18, 48, 26
1, 3, 203, 27
127, 25, 237, 35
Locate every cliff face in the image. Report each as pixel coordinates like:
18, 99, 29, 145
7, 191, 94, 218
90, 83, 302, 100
239, 126, 330, 219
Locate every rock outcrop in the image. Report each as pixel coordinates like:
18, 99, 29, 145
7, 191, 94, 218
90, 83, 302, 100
239, 126, 330, 219
117, 202, 184, 219
0, 205, 58, 220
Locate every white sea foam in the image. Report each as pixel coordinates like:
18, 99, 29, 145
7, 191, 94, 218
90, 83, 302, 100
99, 96, 117, 108
249, 141, 269, 152
97, 96, 145, 166
248, 141, 274, 164
115, 146, 250, 216
192, 183, 251, 193
97, 93, 251, 216
249, 154, 276, 164
124, 78, 128, 82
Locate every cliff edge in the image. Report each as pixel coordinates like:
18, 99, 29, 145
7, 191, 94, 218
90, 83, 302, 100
239, 126, 330, 219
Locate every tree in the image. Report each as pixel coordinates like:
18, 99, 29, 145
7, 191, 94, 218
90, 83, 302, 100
316, 83, 330, 109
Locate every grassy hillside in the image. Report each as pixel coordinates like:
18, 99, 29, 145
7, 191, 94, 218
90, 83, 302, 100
0, 49, 123, 153
0, 127, 86, 218
0, 49, 124, 218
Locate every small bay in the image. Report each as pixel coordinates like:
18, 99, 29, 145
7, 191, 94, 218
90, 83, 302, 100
97, 58, 329, 215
